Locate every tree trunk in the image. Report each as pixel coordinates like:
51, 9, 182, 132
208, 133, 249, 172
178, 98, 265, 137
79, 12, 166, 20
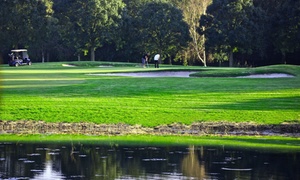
281, 51, 286, 64
77, 54, 81, 61
46, 52, 50, 62
202, 49, 207, 67
0, 52, 3, 64
90, 46, 95, 61
229, 51, 233, 67
42, 51, 45, 63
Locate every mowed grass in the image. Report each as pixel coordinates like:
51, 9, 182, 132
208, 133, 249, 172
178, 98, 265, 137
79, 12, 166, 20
0, 62, 299, 127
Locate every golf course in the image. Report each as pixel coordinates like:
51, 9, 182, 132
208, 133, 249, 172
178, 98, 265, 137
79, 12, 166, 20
0, 61, 299, 150
0, 62, 299, 133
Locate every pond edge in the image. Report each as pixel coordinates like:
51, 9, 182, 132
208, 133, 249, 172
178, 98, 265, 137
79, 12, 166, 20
1, 120, 300, 137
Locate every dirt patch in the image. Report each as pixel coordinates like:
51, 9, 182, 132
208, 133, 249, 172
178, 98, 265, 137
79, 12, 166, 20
1, 120, 300, 137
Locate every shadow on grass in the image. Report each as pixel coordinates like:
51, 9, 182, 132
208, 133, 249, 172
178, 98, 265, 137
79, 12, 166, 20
205, 96, 300, 111
214, 137, 300, 149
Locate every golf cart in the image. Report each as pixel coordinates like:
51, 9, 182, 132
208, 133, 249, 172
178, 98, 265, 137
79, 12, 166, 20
8, 49, 32, 67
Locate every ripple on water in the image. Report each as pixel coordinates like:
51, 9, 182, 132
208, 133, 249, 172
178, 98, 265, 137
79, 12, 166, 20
27, 153, 41, 157
221, 167, 252, 171
142, 158, 167, 161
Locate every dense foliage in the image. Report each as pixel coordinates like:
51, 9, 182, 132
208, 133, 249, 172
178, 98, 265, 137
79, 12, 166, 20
0, 0, 299, 66
199, 0, 300, 66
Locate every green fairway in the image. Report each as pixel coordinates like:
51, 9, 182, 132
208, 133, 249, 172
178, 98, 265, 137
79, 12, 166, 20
0, 62, 299, 127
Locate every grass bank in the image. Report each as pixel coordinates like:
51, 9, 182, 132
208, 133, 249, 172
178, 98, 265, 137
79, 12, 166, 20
0, 62, 299, 128
1, 134, 300, 152
190, 64, 299, 77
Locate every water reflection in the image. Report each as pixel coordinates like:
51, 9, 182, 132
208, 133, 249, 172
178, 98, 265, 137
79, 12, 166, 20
0, 142, 299, 179
181, 146, 206, 179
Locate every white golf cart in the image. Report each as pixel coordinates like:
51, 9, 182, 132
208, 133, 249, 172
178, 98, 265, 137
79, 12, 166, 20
8, 49, 32, 67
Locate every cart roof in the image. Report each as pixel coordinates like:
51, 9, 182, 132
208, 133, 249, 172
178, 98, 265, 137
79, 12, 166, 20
11, 49, 27, 52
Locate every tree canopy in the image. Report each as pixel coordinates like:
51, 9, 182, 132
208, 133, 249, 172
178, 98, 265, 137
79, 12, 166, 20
1, 0, 299, 66
136, 2, 190, 63
200, 0, 300, 66
58, 0, 125, 61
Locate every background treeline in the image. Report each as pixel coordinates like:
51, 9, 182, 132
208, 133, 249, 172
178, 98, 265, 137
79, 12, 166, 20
0, 0, 299, 66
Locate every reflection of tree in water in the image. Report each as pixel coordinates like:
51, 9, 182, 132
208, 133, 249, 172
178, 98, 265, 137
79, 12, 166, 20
60, 143, 121, 179
58, 144, 164, 179
1, 143, 300, 179
181, 146, 205, 179
2, 144, 43, 178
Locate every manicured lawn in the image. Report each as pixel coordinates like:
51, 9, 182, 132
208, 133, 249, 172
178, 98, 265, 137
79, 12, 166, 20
0, 62, 299, 127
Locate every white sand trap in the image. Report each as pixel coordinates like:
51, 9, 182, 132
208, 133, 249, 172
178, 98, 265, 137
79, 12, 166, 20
99, 65, 113, 67
89, 71, 198, 77
88, 72, 295, 78
236, 73, 294, 78
62, 64, 77, 67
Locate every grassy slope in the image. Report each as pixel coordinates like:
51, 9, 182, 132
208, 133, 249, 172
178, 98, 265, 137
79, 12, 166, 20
1, 134, 300, 151
0, 62, 299, 127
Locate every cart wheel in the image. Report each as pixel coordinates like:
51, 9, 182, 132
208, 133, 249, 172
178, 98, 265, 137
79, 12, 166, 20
28, 62, 32, 65
15, 63, 19, 67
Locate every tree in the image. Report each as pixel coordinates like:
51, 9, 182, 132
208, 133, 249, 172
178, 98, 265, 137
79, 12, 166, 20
0, 0, 56, 62
137, 2, 190, 64
29, 0, 57, 63
53, 0, 85, 61
271, 0, 300, 64
0, 0, 34, 49
0, 0, 15, 62
199, 0, 256, 67
177, 0, 212, 66
72, 0, 125, 61
115, 0, 153, 62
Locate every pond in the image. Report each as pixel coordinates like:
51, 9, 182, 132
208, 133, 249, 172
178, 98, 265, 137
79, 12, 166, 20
0, 142, 299, 180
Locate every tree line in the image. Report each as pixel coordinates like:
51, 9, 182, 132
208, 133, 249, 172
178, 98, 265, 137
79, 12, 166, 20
0, 0, 299, 66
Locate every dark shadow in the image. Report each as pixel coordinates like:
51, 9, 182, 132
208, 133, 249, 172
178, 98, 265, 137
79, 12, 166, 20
212, 137, 300, 149
204, 96, 300, 111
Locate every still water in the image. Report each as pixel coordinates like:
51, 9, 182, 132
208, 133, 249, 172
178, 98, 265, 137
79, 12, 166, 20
0, 142, 299, 180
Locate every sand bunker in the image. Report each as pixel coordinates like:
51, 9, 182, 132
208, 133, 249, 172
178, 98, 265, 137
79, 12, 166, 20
90, 71, 198, 77
89, 72, 294, 78
62, 64, 77, 67
236, 73, 294, 78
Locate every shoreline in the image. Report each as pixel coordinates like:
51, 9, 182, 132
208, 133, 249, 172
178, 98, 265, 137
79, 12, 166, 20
1, 120, 300, 137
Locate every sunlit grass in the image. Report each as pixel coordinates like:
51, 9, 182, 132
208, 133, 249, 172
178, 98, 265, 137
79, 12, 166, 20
1, 62, 299, 127
1, 134, 300, 152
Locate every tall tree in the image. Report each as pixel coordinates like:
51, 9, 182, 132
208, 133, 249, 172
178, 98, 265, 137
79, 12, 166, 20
199, 0, 256, 67
137, 2, 190, 64
72, 0, 125, 61
29, 0, 57, 62
0, 0, 14, 62
116, 0, 153, 62
53, 0, 85, 61
0, 0, 33, 49
271, 0, 300, 64
177, 0, 212, 66
0, 0, 56, 62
